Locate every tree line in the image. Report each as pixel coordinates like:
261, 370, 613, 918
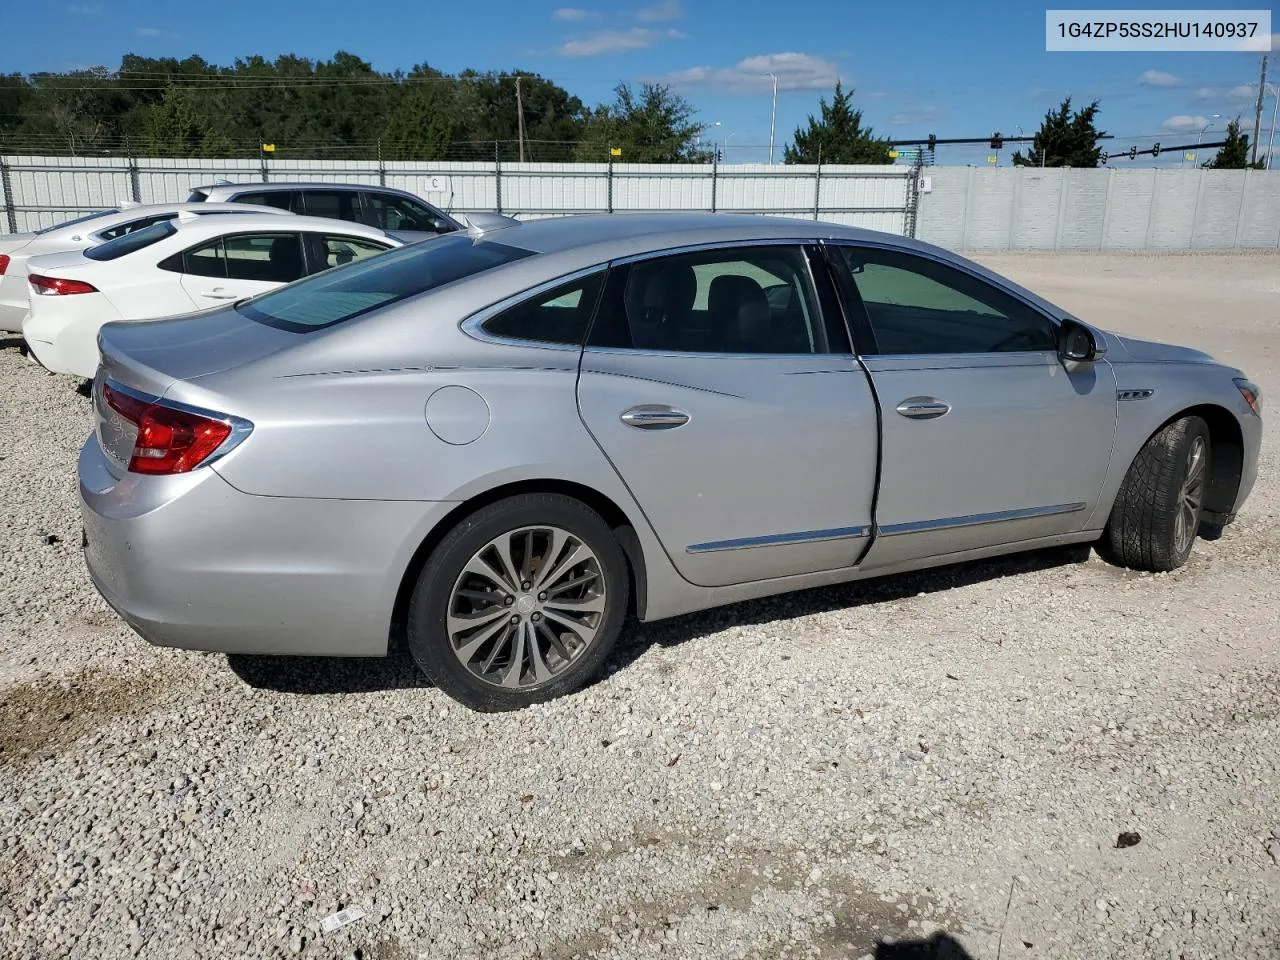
0, 54, 1263, 168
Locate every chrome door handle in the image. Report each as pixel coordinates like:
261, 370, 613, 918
895, 397, 951, 420
200, 289, 237, 300
620, 405, 690, 429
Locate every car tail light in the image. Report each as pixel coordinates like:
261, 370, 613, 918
0, 254, 9, 275
29, 273, 98, 296
102, 382, 247, 474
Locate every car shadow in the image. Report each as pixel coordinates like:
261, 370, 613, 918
227, 543, 1094, 697
0, 335, 27, 353
875, 933, 976, 959
605, 542, 1094, 672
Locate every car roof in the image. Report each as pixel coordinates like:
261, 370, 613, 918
485, 212, 913, 259
37, 201, 292, 236
170, 212, 399, 241
196, 182, 400, 194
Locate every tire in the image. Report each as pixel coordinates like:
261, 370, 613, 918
406, 493, 629, 712
1102, 415, 1211, 572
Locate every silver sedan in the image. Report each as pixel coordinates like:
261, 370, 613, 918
78, 214, 1263, 711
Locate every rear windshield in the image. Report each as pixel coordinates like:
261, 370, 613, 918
34, 209, 120, 235
84, 220, 177, 261
237, 234, 535, 332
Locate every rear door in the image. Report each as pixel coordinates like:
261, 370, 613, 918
174, 232, 308, 307
825, 242, 1117, 568
577, 242, 879, 588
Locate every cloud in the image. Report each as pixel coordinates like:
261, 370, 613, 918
134, 26, 162, 36
1137, 69, 1179, 87
1236, 31, 1277, 52
558, 27, 683, 57
651, 52, 841, 92
636, 0, 680, 21
1163, 114, 1215, 132
890, 106, 945, 126
68, 4, 101, 15
1195, 83, 1259, 102
552, 7, 596, 21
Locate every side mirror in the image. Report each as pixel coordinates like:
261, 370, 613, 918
1058, 317, 1106, 363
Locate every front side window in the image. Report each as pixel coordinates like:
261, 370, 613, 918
317, 235, 393, 272
590, 245, 827, 355
299, 190, 360, 221
84, 220, 177, 261
364, 192, 452, 233
832, 247, 1057, 355
481, 273, 604, 345
238, 233, 535, 332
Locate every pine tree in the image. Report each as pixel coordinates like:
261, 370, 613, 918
1012, 97, 1105, 167
783, 81, 891, 164
1203, 118, 1265, 168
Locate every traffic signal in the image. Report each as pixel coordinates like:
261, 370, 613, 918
1129, 145, 1137, 160
1151, 142, 1161, 158
927, 133, 937, 152
1100, 150, 1109, 164
990, 132, 1003, 150
715, 148, 723, 162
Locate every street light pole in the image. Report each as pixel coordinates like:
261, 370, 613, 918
1266, 84, 1279, 170
766, 72, 778, 164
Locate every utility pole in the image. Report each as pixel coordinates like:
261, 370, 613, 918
766, 72, 778, 164
1267, 84, 1279, 170
515, 75, 526, 163
1250, 54, 1267, 166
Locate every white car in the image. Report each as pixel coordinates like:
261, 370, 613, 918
22, 212, 401, 380
0, 201, 295, 332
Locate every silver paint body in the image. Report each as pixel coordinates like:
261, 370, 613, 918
77, 214, 1262, 658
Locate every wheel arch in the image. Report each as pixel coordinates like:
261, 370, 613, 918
388, 478, 649, 654
1108, 402, 1244, 526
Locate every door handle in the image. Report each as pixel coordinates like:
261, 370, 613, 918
200, 288, 238, 300
620, 405, 690, 430
895, 397, 951, 420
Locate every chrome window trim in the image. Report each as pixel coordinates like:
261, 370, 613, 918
687, 524, 871, 554
460, 265, 609, 352
878, 501, 1086, 537
100, 378, 254, 469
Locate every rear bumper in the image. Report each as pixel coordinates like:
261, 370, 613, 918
78, 434, 456, 657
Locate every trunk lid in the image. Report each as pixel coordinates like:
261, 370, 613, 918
97, 306, 302, 398
0, 233, 36, 255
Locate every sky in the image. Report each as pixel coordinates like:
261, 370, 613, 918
3, 0, 1277, 166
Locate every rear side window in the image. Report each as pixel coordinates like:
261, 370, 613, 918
316, 234, 393, 272
84, 220, 177, 261
186, 189, 210, 202
238, 233, 534, 332
300, 191, 360, 221
161, 233, 306, 282
231, 191, 299, 212
97, 213, 177, 242
481, 273, 603, 345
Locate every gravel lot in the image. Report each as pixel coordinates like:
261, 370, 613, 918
1, 252, 1277, 960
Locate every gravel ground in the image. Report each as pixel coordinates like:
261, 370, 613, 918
1, 251, 1278, 960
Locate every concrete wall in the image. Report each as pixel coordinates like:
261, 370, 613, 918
916, 165, 1280, 251
3, 155, 1279, 250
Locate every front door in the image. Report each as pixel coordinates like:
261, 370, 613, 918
825, 242, 1118, 568
577, 243, 880, 588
